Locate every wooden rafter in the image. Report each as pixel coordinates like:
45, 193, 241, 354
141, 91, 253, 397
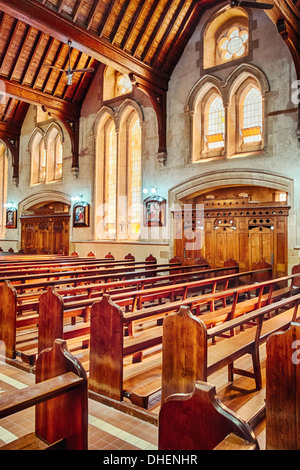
0, 0, 168, 91
0, 76, 80, 119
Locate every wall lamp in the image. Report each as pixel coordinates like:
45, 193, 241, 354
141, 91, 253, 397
143, 186, 157, 195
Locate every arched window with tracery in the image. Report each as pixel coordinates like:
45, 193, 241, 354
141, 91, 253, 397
241, 86, 262, 143
30, 124, 63, 185
105, 122, 117, 236
128, 117, 141, 237
95, 104, 142, 240
206, 95, 225, 150
47, 125, 63, 182
191, 86, 225, 161
203, 8, 249, 69
30, 130, 45, 184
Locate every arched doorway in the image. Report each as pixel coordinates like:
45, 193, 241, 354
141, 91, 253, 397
169, 170, 293, 277
20, 200, 70, 254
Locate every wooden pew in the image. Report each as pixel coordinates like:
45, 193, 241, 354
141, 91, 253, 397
2, 266, 293, 369
159, 320, 300, 450
13, 265, 272, 362
158, 381, 258, 450
265, 321, 300, 450
161, 294, 300, 403
0, 338, 88, 450
89, 287, 300, 410
0, 259, 167, 283
14, 261, 236, 301
0, 264, 238, 364
0, 253, 159, 273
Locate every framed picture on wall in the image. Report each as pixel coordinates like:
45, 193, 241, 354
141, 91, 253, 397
73, 202, 89, 227
144, 196, 166, 227
6, 208, 17, 229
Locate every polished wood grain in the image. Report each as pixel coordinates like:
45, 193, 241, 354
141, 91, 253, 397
0, 338, 88, 450
158, 381, 258, 450
266, 322, 300, 450
89, 294, 124, 401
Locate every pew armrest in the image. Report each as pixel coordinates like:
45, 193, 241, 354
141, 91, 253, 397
0, 372, 83, 419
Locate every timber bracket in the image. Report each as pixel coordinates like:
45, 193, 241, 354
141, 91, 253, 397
2, 136, 20, 186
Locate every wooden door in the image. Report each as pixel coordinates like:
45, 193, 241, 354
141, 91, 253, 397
53, 222, 64, 254
249, 226, 274, 269
38, 223, 49, 253
214, 229, 238, 267
21, 212, 70, 254
24, 224, 35, 251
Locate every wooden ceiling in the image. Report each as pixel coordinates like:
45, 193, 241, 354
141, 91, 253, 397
0, 0, 299, 176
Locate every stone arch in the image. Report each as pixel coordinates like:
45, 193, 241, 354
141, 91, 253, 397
44, 121, 65, 148
19, 190, 71, 254
169, 169, 294, 206
20, 190, 71, 212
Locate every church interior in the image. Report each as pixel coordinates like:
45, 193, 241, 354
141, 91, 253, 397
0, 0, 300, 452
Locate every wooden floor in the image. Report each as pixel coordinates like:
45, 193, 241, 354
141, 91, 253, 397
0, 339, 268, 451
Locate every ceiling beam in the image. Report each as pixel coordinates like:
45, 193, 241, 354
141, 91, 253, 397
0, 77, 80, 120
0, 0, 169, 92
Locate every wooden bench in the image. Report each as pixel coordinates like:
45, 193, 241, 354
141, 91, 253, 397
158, 380, 258, 450
265, 321, 300, 450
0, 260, 177, 285
161, 293, 300, 403
120, 268, 296, 336
14, 262, 238, 310
8, 266, 274, 366
3, 266, 295, 371
0, 338, 88, 450
88, 285, 300, 410
159, 320, 300, 450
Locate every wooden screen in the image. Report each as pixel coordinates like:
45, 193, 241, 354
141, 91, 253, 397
20, 207, 70, 255
172, 195, 289, 278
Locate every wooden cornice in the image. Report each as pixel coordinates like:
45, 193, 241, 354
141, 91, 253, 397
0, 0, 169, 93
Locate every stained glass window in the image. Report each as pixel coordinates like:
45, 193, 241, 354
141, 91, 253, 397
242, 87, 262, 143
206, 96, 225, 149
218, 26, 248, 62
117, 74, 133, 95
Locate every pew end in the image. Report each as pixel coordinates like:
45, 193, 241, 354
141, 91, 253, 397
158, 380, 259, 450
0, 338, 88, 450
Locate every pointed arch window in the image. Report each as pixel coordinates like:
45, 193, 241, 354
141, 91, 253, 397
128, 117, 142, 236
31, 130, 45, 185
95, 105, 142, 241
105, 123, 117, 235
47, 126, 63, 182
241, 87, 262, 143
30, 124, 63, 185
206, 96, 225, 149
